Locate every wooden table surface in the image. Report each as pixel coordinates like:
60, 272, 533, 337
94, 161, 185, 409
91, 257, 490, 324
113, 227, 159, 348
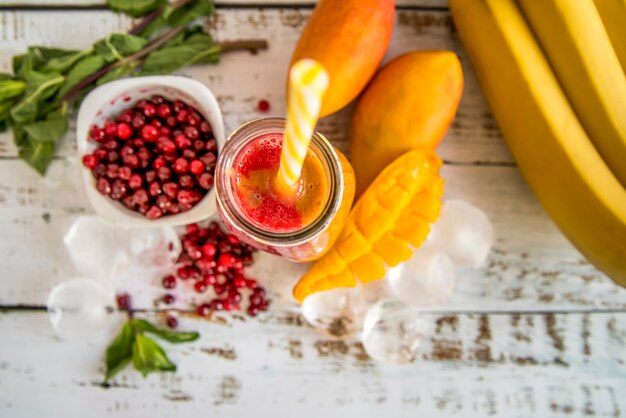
1, 1, 625, 417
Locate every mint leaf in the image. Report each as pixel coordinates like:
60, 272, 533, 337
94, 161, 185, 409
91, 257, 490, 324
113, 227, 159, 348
165, 0, 213, 27
0, 79, 26, 101
12, 123, 25, 145
96, 63, 138, 86
23, 113, 68, 143
132, 334, 176, 377
56, 54, 106, 101
10, 70, 64, 124
94, 33, 147, 63
33, 47, 92, 74
141, 30, 218, 75
19, 139, 54, 175
132, 319, 200, 343
105, 322, 135, 381
107, 0, 166, 17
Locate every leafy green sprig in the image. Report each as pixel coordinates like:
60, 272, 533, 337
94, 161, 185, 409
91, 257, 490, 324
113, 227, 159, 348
1, 0, 268, 175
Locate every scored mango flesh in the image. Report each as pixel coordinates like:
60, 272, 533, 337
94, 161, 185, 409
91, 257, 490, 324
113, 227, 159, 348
293, 149, 444, 303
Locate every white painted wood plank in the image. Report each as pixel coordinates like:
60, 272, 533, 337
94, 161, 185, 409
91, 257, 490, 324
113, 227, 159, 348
0, 1, 448, 8
0, 8, 513, 164
0, 158, 624, 309
0, 310, 624, 417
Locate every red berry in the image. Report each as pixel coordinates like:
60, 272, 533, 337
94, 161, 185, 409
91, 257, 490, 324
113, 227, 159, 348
162, 275, 176, 289
200, 121, 212, 133
132, 114, 146, 129
122, 154, 140, 169
198, 173, 214, 190
218, 253, 236, 269
82, 154, 98, 169
157, 103, 172, 118
96, 178, 111, 195
173, 158, 189, 173
116, 293, 131, 310
128, 173, 143, 189
184, 126, 199, 139
177, 266, 194, 279
156, 195, 172, 210
258, 99, 270, 112
149, 181, 161, 197
194, 281, 207, 293
162, 182, 179, 198
90, 125, 106, 141
197, 303, 211, 317
116, 123, 132, 139
160, 126, 171, 137
174, 134, 192, 149
211, 300, 224, 311
146, 205, 163, 219
203, 274, 217, 285
143, 103, 156, 117
182, 149, 197, 160
104, 139, 119, 150
205, 140, 217, 152
94, 148, 108, 160
166, 116, 177, 127
188, 112, 202, 126
118, 166, 132, 180
117, 109, 134, 123
234, 276, 246, 288
151, 95, 165, 104
133, 189, 149, 205
213, 284, 225, 295
157, 166, 171, 181
178, 189, 201, 205
186, 223, 199, 234
245, 279, 258, 289
176, 109, 189, 123
111, 179, 127, 199
166, 316, 178, 329
193, 140, 205, 152
157, 137, 176, 154
145, 170, 157, 183
93, 164, 106, 178
141, 125, 159, 141
153, 156, 166, 169
104, 120, 117, 136
163, 294, 175, 304
120, 145, 134, 157
173, 100, 186, 112
247, 306, 259, 317
201, 243, 217, 258
189, 160, 205, 175
106, 164, 119, 179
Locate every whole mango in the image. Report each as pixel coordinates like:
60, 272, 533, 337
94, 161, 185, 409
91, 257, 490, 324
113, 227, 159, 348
350, 51, 463, 197
290, 0, 395, 118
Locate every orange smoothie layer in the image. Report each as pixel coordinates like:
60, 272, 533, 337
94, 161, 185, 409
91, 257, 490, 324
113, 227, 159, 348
232, 133, 329, 233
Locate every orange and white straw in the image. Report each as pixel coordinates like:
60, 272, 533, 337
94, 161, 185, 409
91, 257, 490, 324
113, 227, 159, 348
277, 59, 330, 191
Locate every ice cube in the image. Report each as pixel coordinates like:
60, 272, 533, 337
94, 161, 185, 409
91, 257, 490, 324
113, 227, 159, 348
302, 287, 367, 338
47, 278, 118, 342
427, 200, 494, 268
361, 299, 430, 364
64, 216, 180, 281
386, 247, 456, 308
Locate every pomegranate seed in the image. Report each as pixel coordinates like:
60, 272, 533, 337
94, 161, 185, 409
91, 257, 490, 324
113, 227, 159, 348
156, 195, 171, 210
257, 99, 270, 112
179, 175, 194, 188
233, 276, 246, 288
149, 181, 161, 197
186, 224, 199, 234
111, 179, 127, 199
104, 139, 119, 150
122, 195, 135, 209
173, 100, 186, 112
213, 284, 225, 295
203, 274, 217, 285
162, 275, 176, 289
184, 126, 199, 139
173, 158, 189, 173
211, 300, 224, 311
177, 266, 193, 279
128, 173, 143, 189
146, 205, 163, 219
166, 116, 177, 127
200, 121, 212, 133
168, 204, 181, 214
154, 167, 169, 182
178, 189, 202, 204
116, 293, 131, 310
186, 246, 203, 260
133, 189, 149, 205
117, 166, 131, 180
254, 288, 266, 298
143, 103, 156, 117
116, 123, 132, 139
176, 109, 189, 122
82, 154, 98, 169
160, 126, 171, 136
137, 147, 151, 161
205, 140, 217, 152
201, 243, 217, 258
145, 170, 157, 182
104, 121, 117, 136
117, 109, 134, 123
97, 178, 111, 195
193, 140, 205, 151
197, 303, 211, 317
200, 152, 217, 168
166, 316, 178, 329
93, 164, 106, 178
133, 138, 145, 148
162, 182, 179, 198
137, 201, 149, 214
194, 281, 207, 293
120, 145, 134, 157
246, 279, 258, 289
141, 125, 159, 141
247, 306, 259, 317
196, 257, 214, 272
174, 134, 192, 149
157, 103, 171, 118
227, 234, 240, 245
132, 114, 146, 129
228, 290, 242, 303
182, 149, 197, 160
94, 148, 107, 160
151, 95, 165, 104
90, 125, 106, 141
106, 164, 119, 179
151, 119, 163, 128
156, 137, 176, 154
163, 294, 175, 304
189, 159, 205, 175
188, 112, 201, 126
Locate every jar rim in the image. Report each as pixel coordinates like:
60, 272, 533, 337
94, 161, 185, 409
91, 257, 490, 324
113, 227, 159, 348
215, 118, 344, 248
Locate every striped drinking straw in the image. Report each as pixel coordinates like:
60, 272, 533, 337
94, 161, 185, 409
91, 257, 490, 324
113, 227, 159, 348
276, 59, 330, 193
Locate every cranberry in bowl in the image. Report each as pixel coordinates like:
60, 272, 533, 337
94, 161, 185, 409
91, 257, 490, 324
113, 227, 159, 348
76, 76, 225, 227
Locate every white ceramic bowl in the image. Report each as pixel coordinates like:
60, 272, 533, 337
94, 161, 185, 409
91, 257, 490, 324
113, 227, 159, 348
76, 76, 226, 227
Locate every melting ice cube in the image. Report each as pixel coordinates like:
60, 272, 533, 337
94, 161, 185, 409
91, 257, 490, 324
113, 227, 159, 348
301, 287, 367, 338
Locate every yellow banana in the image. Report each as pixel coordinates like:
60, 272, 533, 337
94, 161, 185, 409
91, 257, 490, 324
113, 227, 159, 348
594, 0, 626, 73
517, 0, 626, 189
449, 0, 626, 286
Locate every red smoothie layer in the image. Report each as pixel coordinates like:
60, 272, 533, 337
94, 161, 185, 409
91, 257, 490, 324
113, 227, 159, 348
232, 133, 328, 233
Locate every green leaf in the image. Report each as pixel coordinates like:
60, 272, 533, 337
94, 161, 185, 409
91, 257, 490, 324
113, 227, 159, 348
10, 70, 64, 124
132, 319, 200, 343
105, 322, 135, 381
19, 138, 54, 175
12, 123, 25, 146
31, 47, 93, 73
0, 73, 12, 81
132, 334, 176, 377
165, 0, 213, 27
140, 31, 218, 75
94, 33, 147, 63
0, 101, 11, 133
135, 15, 167, 39
56, 54, 106, 100
23, 114, 68, 143
107, 0, 165, 17
0, 79, 26, 101
12, 53, 29, 77
96, 62, 137, 86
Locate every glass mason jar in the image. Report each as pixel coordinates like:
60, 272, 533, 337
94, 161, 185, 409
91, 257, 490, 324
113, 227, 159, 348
215, 118, 353, 262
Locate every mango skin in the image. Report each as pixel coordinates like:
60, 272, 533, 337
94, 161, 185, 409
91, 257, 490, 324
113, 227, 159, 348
290, 0, 395, 118
350, 51, 463, 197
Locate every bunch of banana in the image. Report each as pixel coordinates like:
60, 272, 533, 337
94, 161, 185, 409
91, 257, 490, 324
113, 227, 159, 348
449, 0, 626, 286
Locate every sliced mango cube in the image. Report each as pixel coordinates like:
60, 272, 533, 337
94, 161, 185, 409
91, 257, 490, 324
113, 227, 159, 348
373, 232, 413, 267
349, 252, 386, 284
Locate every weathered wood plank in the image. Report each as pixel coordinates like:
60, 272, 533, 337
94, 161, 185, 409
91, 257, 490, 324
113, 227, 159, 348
0, 8, 512, 164
0, 310, 624, 417
0, 158, 623, 309
0, 1, 448, 9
